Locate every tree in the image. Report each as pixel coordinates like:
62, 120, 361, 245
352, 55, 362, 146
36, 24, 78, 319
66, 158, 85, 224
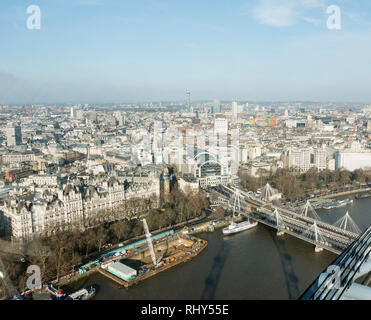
82, 229, 96, 258
212, 207, 225, 220
26, 237, 51, 284
353, 169, 366, 184
110, 221, 130, 242
96, 226, 108, 252
303, 167, 319, 190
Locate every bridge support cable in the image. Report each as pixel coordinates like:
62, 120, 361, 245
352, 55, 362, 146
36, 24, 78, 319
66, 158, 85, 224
354, 259, 371, 280
340, 283, 371, 300
301, 221, 327, 249
333, 211, 362, 235
301, 200, 321, 221
261, 183, 278, 202
232, 188, 241, 217
300, 226, 371, 300
334, 245, 371, 300
218, 186, 356, 255
274, 208, 287, 235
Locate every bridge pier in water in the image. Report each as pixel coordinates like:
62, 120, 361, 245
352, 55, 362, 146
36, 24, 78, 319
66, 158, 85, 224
314, 246, 323, 253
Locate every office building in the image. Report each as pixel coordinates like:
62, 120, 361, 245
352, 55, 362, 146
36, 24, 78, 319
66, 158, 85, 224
6, 125, 22, 146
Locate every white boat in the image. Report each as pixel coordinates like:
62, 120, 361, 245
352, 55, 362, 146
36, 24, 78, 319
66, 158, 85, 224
65, 286, 96, 300
223, 219, 258, 235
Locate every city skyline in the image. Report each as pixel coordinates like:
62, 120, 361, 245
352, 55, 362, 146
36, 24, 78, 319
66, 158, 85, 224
1, 0, 371, 104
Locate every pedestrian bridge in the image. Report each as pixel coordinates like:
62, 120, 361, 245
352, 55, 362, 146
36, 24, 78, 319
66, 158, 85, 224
210, 184, 362, 255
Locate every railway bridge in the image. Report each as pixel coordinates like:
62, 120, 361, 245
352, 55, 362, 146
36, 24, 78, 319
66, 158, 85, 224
210, 184, 361, 255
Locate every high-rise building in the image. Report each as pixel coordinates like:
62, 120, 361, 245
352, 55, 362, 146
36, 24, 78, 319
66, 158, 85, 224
232, 101, 238, 122
87, 111, 97, 122
6, 125, 22, 146
186, 89, 191, 112
285, 147, 327, 172
213, 99, 221, 113
248, 146, 261, 160
214, 117, 228, 135
76, 109, 84, 120
70, 106, 77, 119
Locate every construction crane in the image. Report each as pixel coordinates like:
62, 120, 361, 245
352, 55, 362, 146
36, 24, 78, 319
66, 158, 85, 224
142, 219, 162, 267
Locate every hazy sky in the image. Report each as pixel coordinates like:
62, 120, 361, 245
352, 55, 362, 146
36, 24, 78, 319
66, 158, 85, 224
1, 0, 371, 103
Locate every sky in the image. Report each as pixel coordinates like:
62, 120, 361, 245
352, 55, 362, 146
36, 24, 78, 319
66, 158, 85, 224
1, 0, 371, 104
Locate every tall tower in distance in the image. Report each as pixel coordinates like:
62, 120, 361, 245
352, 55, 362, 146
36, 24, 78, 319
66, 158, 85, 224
232, 100, 238, 123
186, 89, 191, 112
6, 125, 22, 146
213, 99, 221, 113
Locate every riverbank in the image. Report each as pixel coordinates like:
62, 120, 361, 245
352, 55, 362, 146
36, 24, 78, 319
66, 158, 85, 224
52, 217, 228, 291
47, 198, 371, 300
319, 188, 371, 200
56, 268, 98, 287
19, 213, 210, 297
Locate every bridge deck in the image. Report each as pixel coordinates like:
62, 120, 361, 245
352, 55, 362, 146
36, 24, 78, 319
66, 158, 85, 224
211, 186, 359, 256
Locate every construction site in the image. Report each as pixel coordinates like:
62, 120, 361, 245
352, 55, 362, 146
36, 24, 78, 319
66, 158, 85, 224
98, 219, 208, 288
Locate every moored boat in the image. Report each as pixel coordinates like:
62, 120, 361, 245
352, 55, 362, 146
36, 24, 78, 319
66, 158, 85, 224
65, 285, 96, 300
223, 219, 258, 235
322, 199, 353, 210
355, 193, 371, 199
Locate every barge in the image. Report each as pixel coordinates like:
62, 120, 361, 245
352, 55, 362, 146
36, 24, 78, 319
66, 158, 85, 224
98, 235, 207, 288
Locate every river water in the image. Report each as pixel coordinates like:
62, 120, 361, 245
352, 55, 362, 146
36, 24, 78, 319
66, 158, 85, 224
66, 196, 371, 300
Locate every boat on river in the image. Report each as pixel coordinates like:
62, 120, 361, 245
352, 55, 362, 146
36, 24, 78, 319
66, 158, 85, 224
355, 193, 371, 200
223, 219, 258, 235
65, 286, 96, 300
322, 199, 353, 210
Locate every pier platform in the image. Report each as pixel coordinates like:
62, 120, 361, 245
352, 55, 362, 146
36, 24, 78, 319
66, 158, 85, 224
98, 235, 208, 288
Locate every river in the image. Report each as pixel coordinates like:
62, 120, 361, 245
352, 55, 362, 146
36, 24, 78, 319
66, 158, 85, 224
65, 195, 371, 300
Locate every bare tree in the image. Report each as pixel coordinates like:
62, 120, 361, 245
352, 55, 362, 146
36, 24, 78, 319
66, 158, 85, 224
26, 237, 51, 284
96, 226, 108, 252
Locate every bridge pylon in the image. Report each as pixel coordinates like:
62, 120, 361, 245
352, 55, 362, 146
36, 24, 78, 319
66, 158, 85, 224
301, 200, 321, 221
274, 209, 285, 236
302, 221, 327, 253
333, 211, 362, 235
261, 183, 277, 202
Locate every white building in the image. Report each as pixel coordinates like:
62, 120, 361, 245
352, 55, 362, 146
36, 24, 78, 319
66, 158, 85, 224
2, 151, 36, 165
0, 176, 161, 241
285, 147, 327, 172
214, 117, 228, 135
198, 175, 239, 189
335, 151, 371, 171
178, 175, 199, 194
6, 126, 22, 146
249, 146, 261, 160
232, 101, 238, 123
